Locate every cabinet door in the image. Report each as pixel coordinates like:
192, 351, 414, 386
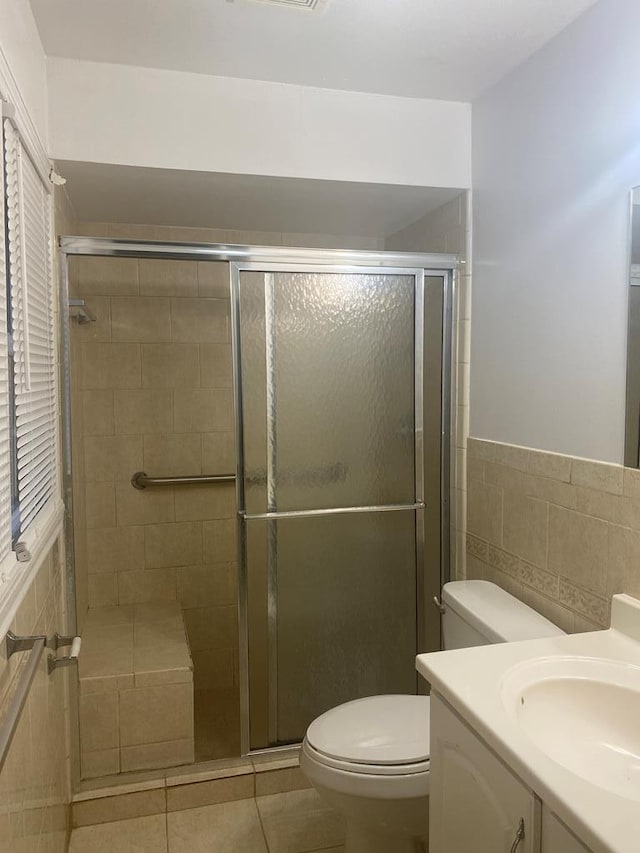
429, 694, 540, 853
541, 809, 592, 853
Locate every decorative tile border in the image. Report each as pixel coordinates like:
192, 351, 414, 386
465, 437, 640, 631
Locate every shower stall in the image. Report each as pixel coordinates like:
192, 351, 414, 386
59, 237, 455, 778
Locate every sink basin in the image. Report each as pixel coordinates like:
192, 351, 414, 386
501, 656, 640, 801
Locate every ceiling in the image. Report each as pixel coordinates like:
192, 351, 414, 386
58, 161, 462, 237
30, 0, 597, 101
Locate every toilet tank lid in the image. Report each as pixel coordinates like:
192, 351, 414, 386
442, 580, 566, 643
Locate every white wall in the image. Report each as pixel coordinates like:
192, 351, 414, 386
47, 58, 471, 189
0, 0, 48, 146
471, 0, 640, 464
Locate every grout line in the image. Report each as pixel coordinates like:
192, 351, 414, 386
254, 794, 271, 853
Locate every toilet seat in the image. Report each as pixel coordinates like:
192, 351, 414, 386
305, 694, 431, 776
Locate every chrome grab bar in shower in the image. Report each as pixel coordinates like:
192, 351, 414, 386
131, 471, 236, 490
1, 632, 47, 773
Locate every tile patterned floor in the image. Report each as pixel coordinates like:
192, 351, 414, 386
69, 789, 345, 853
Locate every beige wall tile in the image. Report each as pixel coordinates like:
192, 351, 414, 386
576, 487, 639, 527
81, 749, 120, 780
139, 259, 198, 296
119, 683, 194, 747
87, 527, 145, 574
571, 458, 623, 495
623, 467, 640, 500
547, 506, 608, 595
80, 693, 119, 752
82, 390, 115, 435
175, 483, 235, 522
72, 789, 166, 827
144, 522, 203, 567
173, 389, 233, 433
485, 462, 526, 492
120, 738, 194, 772
115, 482, 174, 526
88, 574, 119, 608
191, 649, 235, 690
502, 494, 548, 568
608, 524, 640, 598
171, 298, 229, 343
111, 297, 171, 343
197, 262, 230, 297
467, 437, 497, 462
177, 563, 237, 609
81, 343, 141, 389
114, 389, 173, 434
199, 344, 233, 388
467, 532, 488, 562
519, 585, 574, 633
142, 343, 200, 388
143, 434, 202, 477
167, 775, 252, 812
203, 519, 238, 562
529, 450, 572, 483
486, 543, 521, 580
202, 432, 236, 474
184, 605, 238, 652
558, 578, 609, 627
76, 257, 139, 296
519, 560, 559, 598
84, 435, 143, 482
525, 474, 578, 510
117, 569, 177, 605
85, 482, 116, 528
467, 479, 502, 545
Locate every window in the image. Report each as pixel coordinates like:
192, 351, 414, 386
0, 109, 61, 595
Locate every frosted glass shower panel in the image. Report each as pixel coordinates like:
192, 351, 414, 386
244, 509, 418, 748
238, 271, 416, 513
274, 509, 418, 744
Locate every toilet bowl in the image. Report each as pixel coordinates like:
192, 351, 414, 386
300, 695, 430, 853
300, 581, 565, 853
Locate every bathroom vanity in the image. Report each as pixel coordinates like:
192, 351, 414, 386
429, 693, 589, 852
417, 593, 640, 853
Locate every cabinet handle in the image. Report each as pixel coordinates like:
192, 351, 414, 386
510, 818, 525, 852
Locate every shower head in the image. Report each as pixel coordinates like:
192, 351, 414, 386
68, 299, 96, 324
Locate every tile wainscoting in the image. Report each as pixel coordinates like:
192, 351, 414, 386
466, 437, 640, 631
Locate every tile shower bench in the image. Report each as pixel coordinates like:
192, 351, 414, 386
78, 602, 195, 778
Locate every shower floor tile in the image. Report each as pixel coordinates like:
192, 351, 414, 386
68, 790, 346, 853
194, 687, 240, 761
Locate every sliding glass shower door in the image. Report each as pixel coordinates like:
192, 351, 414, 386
233, 266, 436, 752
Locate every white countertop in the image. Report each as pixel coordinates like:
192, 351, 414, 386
416, 595, 640, 853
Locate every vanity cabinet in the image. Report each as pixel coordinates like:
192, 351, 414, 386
429, 694, 592, 853
541, 810, 591, 853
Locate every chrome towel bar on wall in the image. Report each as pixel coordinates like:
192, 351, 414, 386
1, 632, 46, 773
131, 472, 236, 490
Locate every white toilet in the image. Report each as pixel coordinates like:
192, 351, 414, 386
300, 580, 565, 853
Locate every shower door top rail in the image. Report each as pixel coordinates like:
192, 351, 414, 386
58, 236, 459, 271
131, 472, 235, 490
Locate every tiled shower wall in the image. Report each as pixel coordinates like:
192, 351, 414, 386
466, 437, 640, 631
70, 250, 239, 750
386, 193, 472, 579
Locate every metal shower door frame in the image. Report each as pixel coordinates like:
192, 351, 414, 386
230, 260, 453, 756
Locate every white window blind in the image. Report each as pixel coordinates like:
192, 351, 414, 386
4, 118, 58, 539
0, 114, 12, 569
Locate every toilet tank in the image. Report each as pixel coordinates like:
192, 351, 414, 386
442, 580, 565, 649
